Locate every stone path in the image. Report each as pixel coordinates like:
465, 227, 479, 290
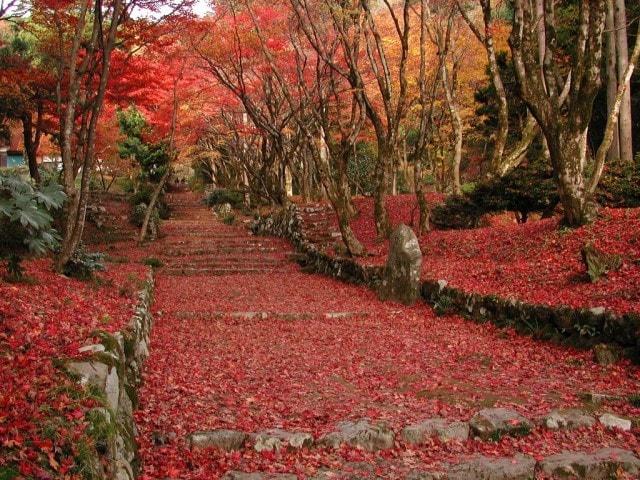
134, 193, 640, 479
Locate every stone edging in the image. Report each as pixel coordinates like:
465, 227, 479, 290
65, 269, 155, 480
251, 205, 640, 361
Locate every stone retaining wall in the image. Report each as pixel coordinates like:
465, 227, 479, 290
65, 270, 155, 480
252, 206, 640, 361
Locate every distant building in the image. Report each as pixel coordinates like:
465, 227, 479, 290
0, 148, 25, 168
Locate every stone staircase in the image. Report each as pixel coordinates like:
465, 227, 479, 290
153, 193, 294, 277
136, 192, 640, 480
184, 408, 640, 479
298, 204, 342, 250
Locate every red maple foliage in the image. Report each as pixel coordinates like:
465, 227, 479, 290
0, 260, 147, 478
129, 194, 640, 478
337, 196, 640, 315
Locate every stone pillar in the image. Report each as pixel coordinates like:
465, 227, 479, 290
378, 224, 422, 305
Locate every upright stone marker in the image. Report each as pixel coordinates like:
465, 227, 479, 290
378, 224, 422, 305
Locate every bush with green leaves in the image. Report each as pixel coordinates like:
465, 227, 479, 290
347, 141, 377, 196
596, 155, 640, 208
117, 106, 170, 183
432, 160, 558, 229
62, 245, 105, 280
204, 188, 244, 208
130, 183, 170, 220
0, 173, 65, 277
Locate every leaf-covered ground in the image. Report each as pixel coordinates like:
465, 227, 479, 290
133, 194, 640, 478
0, 259, 147, 478
337, 195, 640, 314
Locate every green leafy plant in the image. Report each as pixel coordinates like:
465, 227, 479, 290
62, 245, 105, 280
222, 213, 236, 225
0, 173, 66, 278
432, 159, 558, 229
142, 257, 164, 268
205, 188, 244, 208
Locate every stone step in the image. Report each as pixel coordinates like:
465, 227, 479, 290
174, 311, 370, 321
163, 267, 283, 276
162, 262, 291, 270
162, 247, 287, 256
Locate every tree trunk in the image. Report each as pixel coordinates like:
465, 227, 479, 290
440, 54, 462, 194
614, 0, 633, 162
373, 143, 392, 237
139, 168, 170, 243
414, 158, 429, 234
21, 112, 41, 185
284, 164, 293, 197
589, 17, 640, 192
550, 130, 596, 226
333, 195, 365, 256
495, 114, 538, 177
605, 0, 621, 161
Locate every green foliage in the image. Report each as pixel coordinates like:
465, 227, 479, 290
596, 155, 640, 208
142, 257, 164, 268
205, 188, 244, 208
62, 245, 105, 280
130, 203, 159, 228
628, 394, 640, 408
117, 177, 136, 194
0, 466, 19, 480
473, 51, 528, 153
0, 173, 65, 276
222, 213, 236, 225
130, 183, 170, 220
347, 141, 377, 195
581, 242, 622, 283
117, 106, 170, 183
432, 160, 558, 229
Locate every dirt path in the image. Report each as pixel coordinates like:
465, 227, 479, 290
134, 192, 640, 479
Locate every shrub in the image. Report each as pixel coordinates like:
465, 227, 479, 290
142, 257, 163, 268
204, 188, 244, 208
596, 156, 640, 207
62, 245, 105, 280
0, 173, 65, 278
222, 213, 236, 225
432, 160, 558, 229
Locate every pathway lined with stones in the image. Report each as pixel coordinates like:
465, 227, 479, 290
135, 193, 640, 479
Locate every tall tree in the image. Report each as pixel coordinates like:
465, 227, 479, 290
614, 0, 633, 162
509, 0, 607, 226
605, 0, 620, 161
456, 0, 509, 178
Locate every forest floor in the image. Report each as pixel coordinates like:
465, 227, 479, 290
125, 193, 639, 478
0, 258, 147, 478
2, 192, 640, 479
317, 195, 640, 315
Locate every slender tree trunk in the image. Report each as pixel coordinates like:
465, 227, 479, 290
605, 0, 621, 161
284, 164, 293, 197
589, 17, 640, 191
414, 158, 429, 234
21, 112, 41, 185
139, 168, 170, 243
614, 0, 633, 162
495, 114, 538, 176
457, 0, 509, 177
373, 142, 392, 237
441, 61, 463, 194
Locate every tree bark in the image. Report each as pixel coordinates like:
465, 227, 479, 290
605, 0, 621, 161
21, 111, 41, 185
614, 0, 633, 162
414, 158, 429, 234
589, 17, 640, 192
373, 143, 392, 237
441, 60, 463, 194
